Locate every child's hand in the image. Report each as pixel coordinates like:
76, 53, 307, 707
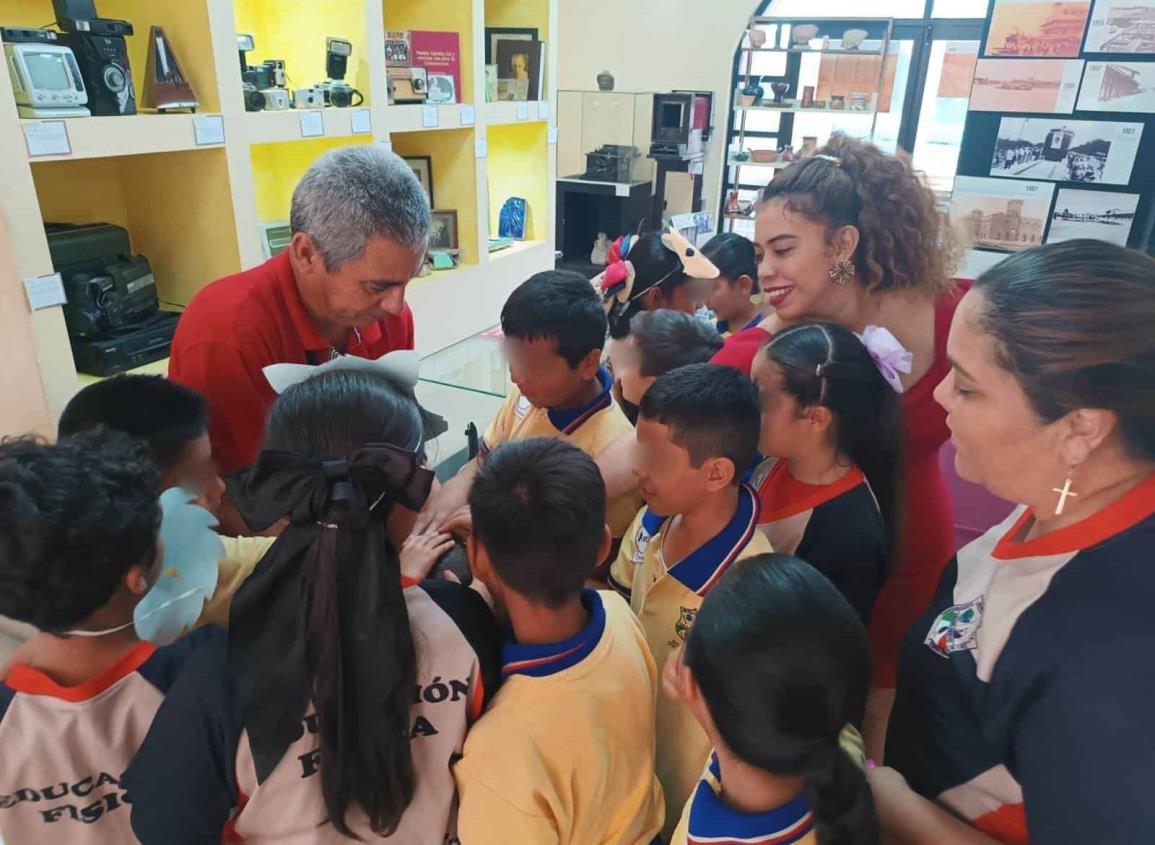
400, 531, 456, 584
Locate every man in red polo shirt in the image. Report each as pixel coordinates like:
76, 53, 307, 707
170, 145, 430, 474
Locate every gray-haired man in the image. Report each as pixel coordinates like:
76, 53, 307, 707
170, 145, 431, 475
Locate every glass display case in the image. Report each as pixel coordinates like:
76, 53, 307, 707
420, 327, 510, 398
557, 90, 655, 183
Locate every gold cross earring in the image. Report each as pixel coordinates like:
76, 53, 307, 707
1052, 476, 1078, 516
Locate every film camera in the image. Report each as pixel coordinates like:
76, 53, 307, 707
319, 37, 363, 108
50, 0, 135, 115
45, 223, 179, 376
237, 33, 290, 111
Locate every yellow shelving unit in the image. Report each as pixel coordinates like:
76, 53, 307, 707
0, 0, 558, 428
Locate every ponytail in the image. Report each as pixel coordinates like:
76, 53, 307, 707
684, 554, 877, 845
804, 742, 878, 845
598, 232, 687, 339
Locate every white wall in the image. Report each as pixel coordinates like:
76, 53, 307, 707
557, 0, 760, 224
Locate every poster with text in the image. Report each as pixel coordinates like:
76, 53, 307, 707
969, 59, 1083, 112
1077, 61, 1155, 111
950, 176, 1055, 251
1085, 0, 1155, 52
985, 0, 1091, 57
989, 117, 1143, 184
1047, 188, 1139, 244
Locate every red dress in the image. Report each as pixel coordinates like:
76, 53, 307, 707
711, 284, 969, 686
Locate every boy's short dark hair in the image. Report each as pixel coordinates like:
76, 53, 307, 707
639, 363, 760, 480
500, 270, 607, 368
0, 430, 161, 631
469, 438, 606, 608
631, 310, 724, 378
59, 376, 208, 472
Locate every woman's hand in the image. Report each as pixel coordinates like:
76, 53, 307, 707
868, 766, 1002, 845
400, 531, 456, 584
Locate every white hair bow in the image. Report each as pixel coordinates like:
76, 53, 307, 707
264, 350, 420, 395
855, 326, 913, 394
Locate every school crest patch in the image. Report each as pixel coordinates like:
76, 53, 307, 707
632, 524, 654, 564
515, 395, 532, 419
674, 606, 698, 642
925, 597, 984, 659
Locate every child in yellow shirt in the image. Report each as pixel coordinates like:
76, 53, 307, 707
664, 553, 876, 845
609, 363, 772, 836
419, 270, 639, 539
454, 438, 665, 845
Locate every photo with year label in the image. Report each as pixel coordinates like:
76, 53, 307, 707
969, 59, 1084, 112
1084, 0, 1155, 52
1077, 61, 1155, 112
989, 116, 1143, 184
950, 176, 1055, 252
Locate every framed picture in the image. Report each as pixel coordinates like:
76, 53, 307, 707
985, 0, 1091, 57
427, 74, 457, 105
1047, 188, 1139, 246
968, 59, 1083, 113
496, 39, 543, 101
1085, 0, 1155, 53
485, 26, 537, 64
403, 156, 433, 203
1077, 61, 1155, 112
429, 210, 459, 252
989, 116, 1143, 185
949, 176, 1054, 253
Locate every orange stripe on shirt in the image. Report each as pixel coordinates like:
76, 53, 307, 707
972, 802, 1028, 845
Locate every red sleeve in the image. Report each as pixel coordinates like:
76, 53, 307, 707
710, 327, 772, 375
169, 342, 274, 475
401, 305, 415, 350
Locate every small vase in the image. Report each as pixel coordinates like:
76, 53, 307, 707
597, 70, 615, 92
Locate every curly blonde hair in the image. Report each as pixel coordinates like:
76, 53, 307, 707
761, 134, 961, 296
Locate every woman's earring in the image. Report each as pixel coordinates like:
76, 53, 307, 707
1052, 475, 1078, 516
829, 259, 856, 286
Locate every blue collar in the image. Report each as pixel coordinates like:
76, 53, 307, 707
717, 314, 762, 335
547, 368, 614, 434
688, 755, 815, 845
643, 484, 761, 596
501, 589, 606, 678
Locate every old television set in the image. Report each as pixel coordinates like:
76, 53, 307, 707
4, 42, 90, 117
650, 92, 708, 159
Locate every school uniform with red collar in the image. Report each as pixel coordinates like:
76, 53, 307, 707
123, 582, 501, 845
751, 457, 889, 623
887, 474, 1155, 845
610, 484, 772, 835
454, 589, 665, 845
480, 366, 640, 538
0, 627, 217, 845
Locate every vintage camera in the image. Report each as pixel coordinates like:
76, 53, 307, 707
242, 82, 264, 111
260, 87, 290, 110
45, 222, 158, 340
327, 81, 363, 108
326, 36, 351, 80
292, 86, 324, 109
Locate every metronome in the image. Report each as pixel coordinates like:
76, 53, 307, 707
143, 25, 197, 113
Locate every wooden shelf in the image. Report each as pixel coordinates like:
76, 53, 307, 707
75, 357, 171, 387
482, 101, 551, 126
19, 114, 222, 162
385, 104, 476, 133
727, 157, 792, 169
240, 108, 374, 144
736, 102, 878, 116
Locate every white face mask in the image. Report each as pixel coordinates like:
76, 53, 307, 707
61, 488, 224, 646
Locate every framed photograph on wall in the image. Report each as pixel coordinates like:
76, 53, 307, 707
989, 116, 1143, 185
1047, 188, 1139, 245
1085, 0, 1155, 53
403, 156, 433, 203
429, 210, 459, 252
485, 27, 538, 64
950, 176, 1054, 252
985, 0, 1091, 57
1077, 61, 1155, 112
969, 59, 1083, 113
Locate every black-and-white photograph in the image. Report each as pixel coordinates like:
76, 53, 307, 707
1077, 61, 1155, 112
1085, 0, 1155, 53
402, 156, 433, 202
1047, 188, 1140, 245
427, 74, 457, 105
429, 210, 459, 252
990, 117, 1143, 185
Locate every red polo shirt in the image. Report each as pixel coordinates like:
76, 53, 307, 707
169, 252, 415, 473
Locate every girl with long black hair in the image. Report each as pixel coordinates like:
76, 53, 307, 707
749, 323, 903, 623
664, 553, 877, 845
125, 369, 501, 844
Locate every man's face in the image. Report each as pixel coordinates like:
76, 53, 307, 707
295, 234, 425, 329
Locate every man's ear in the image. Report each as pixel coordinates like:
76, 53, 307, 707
703, 456, 737, 493
123, 564, 151, 597
577, 347, 602, 381
289, 232, 323, 276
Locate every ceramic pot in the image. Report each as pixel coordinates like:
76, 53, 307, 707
597, 70, 614, 91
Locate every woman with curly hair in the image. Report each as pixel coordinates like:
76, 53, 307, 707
709, 134, 965, 756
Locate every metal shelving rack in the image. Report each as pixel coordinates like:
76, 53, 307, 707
722, 16, 895, 232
